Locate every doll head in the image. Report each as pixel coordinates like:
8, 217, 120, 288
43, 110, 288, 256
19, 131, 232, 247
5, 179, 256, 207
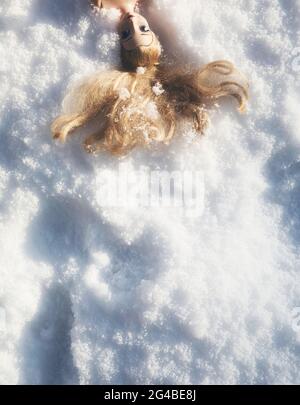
118, 12, 161, 70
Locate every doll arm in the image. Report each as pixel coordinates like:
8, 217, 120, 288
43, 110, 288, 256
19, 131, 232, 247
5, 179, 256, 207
90, 0, 102, 8
190, 60, 249, 112
90, 0, 138, 13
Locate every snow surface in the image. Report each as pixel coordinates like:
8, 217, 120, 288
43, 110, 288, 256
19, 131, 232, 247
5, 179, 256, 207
1, 0, 300, 385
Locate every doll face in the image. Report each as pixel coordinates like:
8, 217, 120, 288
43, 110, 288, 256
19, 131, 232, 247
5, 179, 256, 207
118, 13, 154, 51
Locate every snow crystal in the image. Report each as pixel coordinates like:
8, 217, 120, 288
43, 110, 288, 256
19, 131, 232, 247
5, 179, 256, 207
118, 87, 131, 100
136, 67, 146, 75
152, 82, 165, 96
145, 101, 160, 119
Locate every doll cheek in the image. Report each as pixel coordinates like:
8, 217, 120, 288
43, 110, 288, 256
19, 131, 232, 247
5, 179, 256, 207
142, 36, 153, 46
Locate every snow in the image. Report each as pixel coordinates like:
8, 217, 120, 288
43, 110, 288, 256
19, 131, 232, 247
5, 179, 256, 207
0, 0, 300, 385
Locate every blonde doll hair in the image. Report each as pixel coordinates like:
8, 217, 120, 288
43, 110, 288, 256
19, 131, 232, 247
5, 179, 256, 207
52, 38, 249, 156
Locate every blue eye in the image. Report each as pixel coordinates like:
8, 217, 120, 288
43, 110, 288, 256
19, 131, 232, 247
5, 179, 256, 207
140, 25, 150, 33
121, 29, 131, 40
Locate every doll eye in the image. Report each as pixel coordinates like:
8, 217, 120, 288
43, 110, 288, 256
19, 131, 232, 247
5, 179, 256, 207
121, 29, 131, 40
140, 25, 150, 33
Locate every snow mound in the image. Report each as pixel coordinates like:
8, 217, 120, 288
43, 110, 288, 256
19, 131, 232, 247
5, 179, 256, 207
0, 0, 300, 384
